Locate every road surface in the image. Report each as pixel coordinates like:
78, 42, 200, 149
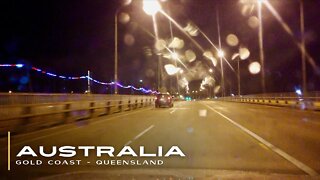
1, 101, 319, 179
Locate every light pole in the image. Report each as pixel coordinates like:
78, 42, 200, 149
114, 2, 132, 94
300, 0, 307, 95
114, 7, 121, 94
237, 59, 240, 96
231, 54, 241, 96
216, 8, 225, 97
142, 0, 162, 91
258, 0, 266, 94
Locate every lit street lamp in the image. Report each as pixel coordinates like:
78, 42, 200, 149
257, 0, 266, 93
217, 50, 225, 58
300, 0, 307, 95
143, 0, 161, 16
142, 0, 162, 91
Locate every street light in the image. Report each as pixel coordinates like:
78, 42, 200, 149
143, 0, 162, 91
257, 0, 266, 93
217, 49, 225, 58
300, 0, 307, 95
143, 0, 161, 15
171, 52, 179, 60
114, 4, 130, 94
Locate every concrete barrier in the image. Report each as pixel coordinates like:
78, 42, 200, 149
220, 96, 320, 111
0, 93, 155, 136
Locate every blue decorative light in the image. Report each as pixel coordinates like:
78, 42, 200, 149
1, 63, 159, 94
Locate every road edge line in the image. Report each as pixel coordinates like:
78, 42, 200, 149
202, 103, 318, 176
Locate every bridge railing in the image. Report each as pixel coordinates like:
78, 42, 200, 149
219, 91, 320, 110
0, 93, 155, 136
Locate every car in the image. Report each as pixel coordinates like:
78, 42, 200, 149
155, 93, 174, 108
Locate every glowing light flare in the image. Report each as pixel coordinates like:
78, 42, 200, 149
0, 64, 24, 68
295, 89, 302, 96
248, 62, 261, 74
168, 37, 184, 49
143, 0, 161, 15
164, 64, 180, 75
217, 50, 225, 58
171, 52, 179, 60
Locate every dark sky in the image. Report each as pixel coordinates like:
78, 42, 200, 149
0, 0, 319, 94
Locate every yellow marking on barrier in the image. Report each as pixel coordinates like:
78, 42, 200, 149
259, 142, 269, 151
8, 131, 10, 171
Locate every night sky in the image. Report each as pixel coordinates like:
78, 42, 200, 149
0, 0, 319, 95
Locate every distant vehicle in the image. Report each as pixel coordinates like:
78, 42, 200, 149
155, 93, 174, 108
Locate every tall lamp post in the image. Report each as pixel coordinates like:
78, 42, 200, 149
142, 0, 162, 90
258, 0, 266, 94
114, 2, 132, 94
300, 0, 307, 95
114, 9, 119, 94
232, 47, 250, 96
114, 6, 127, 94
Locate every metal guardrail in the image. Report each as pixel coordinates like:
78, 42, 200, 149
219, 92, 320, 111
238, 91, 320, 100
0, 93, 155, 136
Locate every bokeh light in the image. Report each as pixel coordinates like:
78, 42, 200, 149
124, 33, 135, 46
226, 34, 239, 47
239, 47, 250, 60
122, 0, 132, 6
185, 49, 196, 62
119, 12, 130, 24
168, 37, 184, 49
155, 39, 166, 51
248, 62, 261, 74
164, 64, 180, 75
248, 16, 259, 28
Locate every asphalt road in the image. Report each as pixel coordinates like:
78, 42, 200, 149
1, 101, 320, 179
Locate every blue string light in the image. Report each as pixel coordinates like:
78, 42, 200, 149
1, 64, 158, 94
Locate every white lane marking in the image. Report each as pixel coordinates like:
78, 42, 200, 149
133, 125, 155, 140
202, 102, 319, 176
214, 106, 230, 113
170, 109, 176, 114
2, 108, 153, 149
125, 125, 155, 146
124, 140, 132, 146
